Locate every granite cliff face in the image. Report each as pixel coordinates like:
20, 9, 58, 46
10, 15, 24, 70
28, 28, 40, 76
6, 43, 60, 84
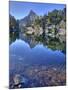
19, 10, 38, 27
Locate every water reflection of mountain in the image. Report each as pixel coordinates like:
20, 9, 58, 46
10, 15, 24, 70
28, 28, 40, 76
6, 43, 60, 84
9, 39, 65, 69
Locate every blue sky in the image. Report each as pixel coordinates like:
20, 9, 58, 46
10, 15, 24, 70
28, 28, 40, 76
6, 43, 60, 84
9, 1, 66, 19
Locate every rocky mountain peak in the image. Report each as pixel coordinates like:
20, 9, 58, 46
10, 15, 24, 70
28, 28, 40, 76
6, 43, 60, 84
19, 10, 38, 27
28, 10, 37, 16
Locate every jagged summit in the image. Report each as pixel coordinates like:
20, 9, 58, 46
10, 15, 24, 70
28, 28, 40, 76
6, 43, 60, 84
28, 10, 37, 16
19, 10, 38, 27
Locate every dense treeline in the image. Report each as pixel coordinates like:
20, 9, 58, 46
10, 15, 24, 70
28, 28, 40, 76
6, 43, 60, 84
9, 15, 19, 43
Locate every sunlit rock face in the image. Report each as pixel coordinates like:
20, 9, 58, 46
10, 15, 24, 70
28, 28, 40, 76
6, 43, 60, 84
9, 39, 66, 71
19, 10, 38, 28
